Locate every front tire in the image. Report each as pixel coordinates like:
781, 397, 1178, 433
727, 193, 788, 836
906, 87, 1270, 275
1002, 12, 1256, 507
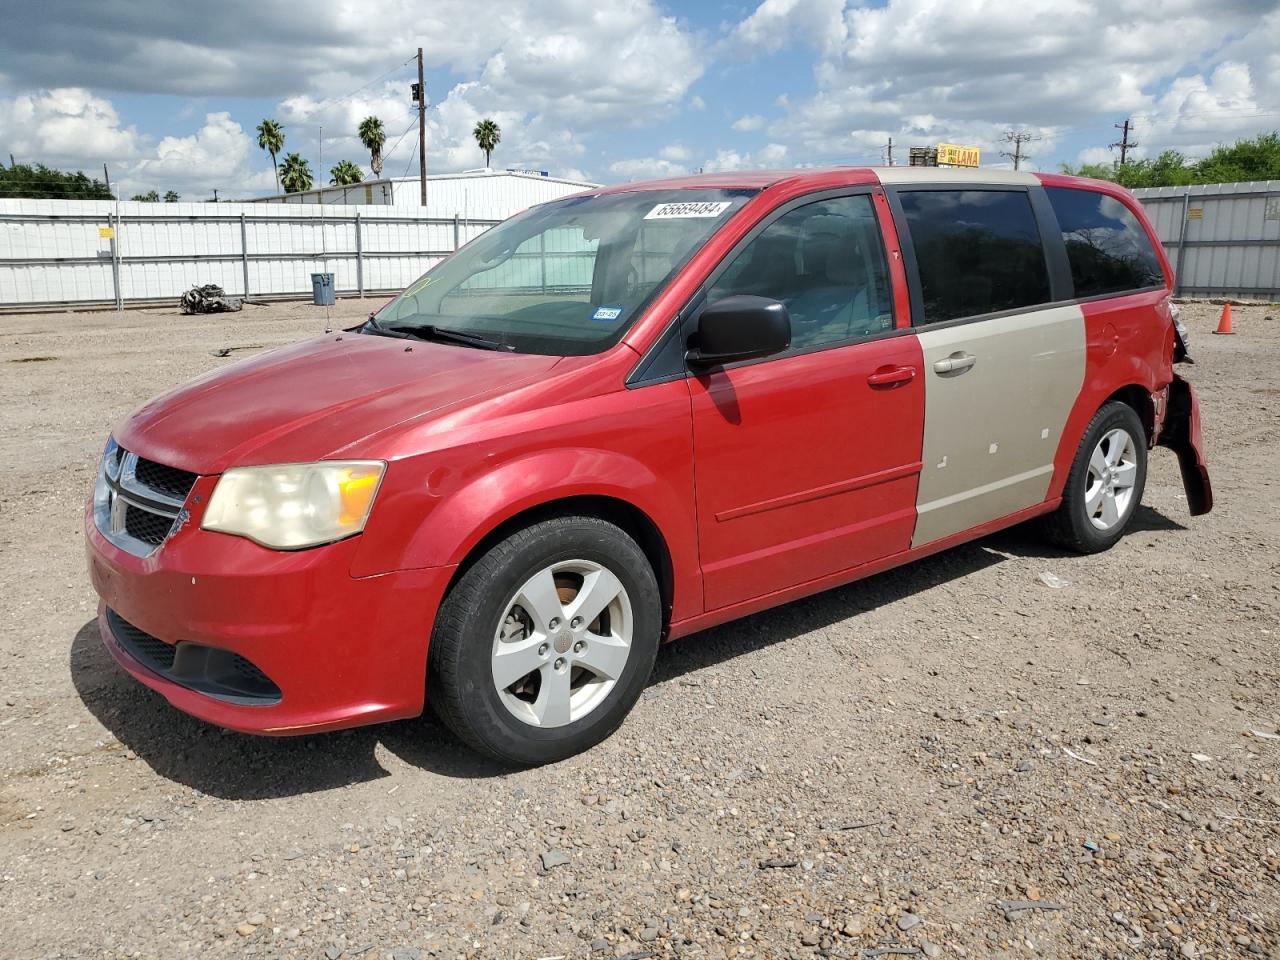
1041, 401, 1147, 553
427, 516, 661, 765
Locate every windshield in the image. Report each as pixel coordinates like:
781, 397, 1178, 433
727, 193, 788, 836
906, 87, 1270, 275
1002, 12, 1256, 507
370, 189, 756, 355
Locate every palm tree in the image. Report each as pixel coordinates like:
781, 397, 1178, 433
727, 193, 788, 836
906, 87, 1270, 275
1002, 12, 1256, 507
472, 118, 501, 169
358, 116, 386, 177
330, 159, 363, 186
279, 153, 314, 193
256, 118, 285, 194
163, 190, 179, 203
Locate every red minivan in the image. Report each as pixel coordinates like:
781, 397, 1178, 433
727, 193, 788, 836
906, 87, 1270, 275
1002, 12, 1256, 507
86, 167, 1212, 763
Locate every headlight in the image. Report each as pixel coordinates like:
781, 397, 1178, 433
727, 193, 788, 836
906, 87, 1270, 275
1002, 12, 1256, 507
202, 461, 385, 549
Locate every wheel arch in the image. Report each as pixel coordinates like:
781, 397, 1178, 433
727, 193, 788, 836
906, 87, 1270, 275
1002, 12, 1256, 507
441, 494, 677, 634
1104, 383, 1156, 444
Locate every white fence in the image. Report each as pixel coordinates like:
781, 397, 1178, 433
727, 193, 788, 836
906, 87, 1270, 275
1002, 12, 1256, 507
0, 198, 503, 309
1132, 180, 1280, 300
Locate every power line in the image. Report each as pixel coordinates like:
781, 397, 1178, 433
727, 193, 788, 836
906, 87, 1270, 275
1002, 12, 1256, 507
1000, 130, 1041, 170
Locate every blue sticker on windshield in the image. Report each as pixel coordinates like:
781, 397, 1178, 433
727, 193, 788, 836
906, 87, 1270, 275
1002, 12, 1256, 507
592, 305, 624, 322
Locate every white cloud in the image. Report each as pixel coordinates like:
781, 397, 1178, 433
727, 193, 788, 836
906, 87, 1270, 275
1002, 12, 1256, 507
130, 112, 273, 198
728, 0, 847, 57
0, 88, 142, 169
608, 156, 689, 180
703, 142, 790, 172
660, 143, 692, 162
731, 0, 1276, 166
0, 0, 707, 189
732, 114, 767, 132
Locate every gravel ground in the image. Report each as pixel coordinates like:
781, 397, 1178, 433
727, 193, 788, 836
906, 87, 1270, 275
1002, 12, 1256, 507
0, 298, 1277, 960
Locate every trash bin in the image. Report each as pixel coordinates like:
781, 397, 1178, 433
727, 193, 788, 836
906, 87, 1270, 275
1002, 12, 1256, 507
310, 272, 335, 306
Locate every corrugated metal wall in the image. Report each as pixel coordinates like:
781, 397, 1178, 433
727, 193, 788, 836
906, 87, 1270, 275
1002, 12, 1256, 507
1132, 180, 1280, 300
0, 199, 499, 308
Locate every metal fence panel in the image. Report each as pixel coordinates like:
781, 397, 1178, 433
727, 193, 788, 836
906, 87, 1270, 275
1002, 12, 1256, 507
0, 198, 503, 309
1132, 180, 1280, 299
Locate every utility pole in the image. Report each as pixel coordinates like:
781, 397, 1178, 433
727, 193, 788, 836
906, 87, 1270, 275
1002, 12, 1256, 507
102, 163, 110, 194
1001, 130, 1040, 171
1110, 118, 1138, 165
885, 136, 894, 166
415, 47, 427, 208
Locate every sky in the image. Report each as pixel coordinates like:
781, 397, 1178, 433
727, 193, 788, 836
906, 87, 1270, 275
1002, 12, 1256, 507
0, 0, 1277, 200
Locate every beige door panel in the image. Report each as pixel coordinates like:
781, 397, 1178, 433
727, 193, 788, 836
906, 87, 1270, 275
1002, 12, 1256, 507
912, 304, 1086, 546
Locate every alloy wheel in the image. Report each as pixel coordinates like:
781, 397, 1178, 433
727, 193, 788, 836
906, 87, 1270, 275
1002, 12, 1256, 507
490, 559, 633, 728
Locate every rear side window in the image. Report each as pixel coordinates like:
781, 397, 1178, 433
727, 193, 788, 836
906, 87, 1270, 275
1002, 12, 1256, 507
1046, 187, 1165, 297
899, 190, 1051, 324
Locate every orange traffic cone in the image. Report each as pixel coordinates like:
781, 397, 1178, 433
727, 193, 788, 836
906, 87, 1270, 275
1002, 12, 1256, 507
1213, 302, 1234, 335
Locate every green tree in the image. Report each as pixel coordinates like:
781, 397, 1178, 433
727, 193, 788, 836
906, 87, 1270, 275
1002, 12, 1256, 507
256, 118, 285, 194
1062, 133, 1280, 188
279, 152, 314, 193
1194, 132, 1280, 183
163, 190, 180, 203
329, 159, 364, 185
0, 162, 112, 199
131, 189, 161, 202
358, 116, 386, 177
472, 118, 501, 168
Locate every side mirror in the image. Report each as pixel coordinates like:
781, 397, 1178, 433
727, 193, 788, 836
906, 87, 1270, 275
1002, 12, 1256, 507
687, 295, 791, 368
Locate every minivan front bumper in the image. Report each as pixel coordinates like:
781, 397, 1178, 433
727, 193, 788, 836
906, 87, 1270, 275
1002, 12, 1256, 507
86, 500, 454, 735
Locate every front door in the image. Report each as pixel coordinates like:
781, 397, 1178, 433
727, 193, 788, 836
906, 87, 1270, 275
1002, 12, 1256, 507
688, 192, 925, 611
892, 187, 1085, 546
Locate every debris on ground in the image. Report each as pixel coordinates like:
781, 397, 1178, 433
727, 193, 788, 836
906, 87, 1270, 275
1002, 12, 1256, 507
179, 283, 243, 314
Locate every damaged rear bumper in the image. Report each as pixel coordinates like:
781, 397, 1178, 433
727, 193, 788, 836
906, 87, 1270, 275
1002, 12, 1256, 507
1157, 373, 1213, 516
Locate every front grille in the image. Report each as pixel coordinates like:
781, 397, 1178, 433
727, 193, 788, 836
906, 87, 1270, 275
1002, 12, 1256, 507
134, 457, 198, 501
124, 503, 175, 545
95, 443, 199, 558
106, 608, 282, 705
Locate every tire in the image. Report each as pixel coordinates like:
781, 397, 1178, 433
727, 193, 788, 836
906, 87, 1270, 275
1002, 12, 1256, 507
1040, 401, 1148, 553
427, 515, 661, 765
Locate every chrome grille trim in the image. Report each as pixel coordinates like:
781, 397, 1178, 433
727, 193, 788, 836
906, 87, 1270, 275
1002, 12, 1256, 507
94, 440, 197, 558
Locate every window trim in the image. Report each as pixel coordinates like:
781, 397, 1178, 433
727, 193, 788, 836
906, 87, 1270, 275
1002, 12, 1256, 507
1043, 183, 1169, 299
884, 183, 1070, 329
626, 185, 902, 386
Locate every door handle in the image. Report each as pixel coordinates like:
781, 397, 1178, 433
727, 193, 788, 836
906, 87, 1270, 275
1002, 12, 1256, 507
867, 364, 917, 388
932, 352, 977, 375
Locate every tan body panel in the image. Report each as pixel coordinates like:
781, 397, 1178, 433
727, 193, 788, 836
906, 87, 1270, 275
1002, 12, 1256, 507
912, 305, 1086, 546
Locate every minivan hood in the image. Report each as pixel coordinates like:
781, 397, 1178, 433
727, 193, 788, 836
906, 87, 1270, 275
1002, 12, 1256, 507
113, 333, 562, 474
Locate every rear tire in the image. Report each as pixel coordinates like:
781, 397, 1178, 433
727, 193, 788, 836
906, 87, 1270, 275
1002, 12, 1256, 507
427, 516, 660, 765
1040, 401, 1147, 553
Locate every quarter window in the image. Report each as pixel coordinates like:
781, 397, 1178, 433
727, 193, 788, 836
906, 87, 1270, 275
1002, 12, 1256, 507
1046, 187, 1164, 296
708, 194, 894, 353
899, 190, 1051, 324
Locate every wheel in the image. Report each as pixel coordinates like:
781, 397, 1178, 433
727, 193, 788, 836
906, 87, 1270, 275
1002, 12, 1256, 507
427, 515, 661, 764
1040, 401, 1147, 553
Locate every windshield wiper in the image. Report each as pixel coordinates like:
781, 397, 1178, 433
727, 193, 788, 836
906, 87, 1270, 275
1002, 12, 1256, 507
382, 322, 514, 352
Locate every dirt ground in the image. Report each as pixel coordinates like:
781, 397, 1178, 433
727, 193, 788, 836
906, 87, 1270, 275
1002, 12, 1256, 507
0, 299, 1277, 960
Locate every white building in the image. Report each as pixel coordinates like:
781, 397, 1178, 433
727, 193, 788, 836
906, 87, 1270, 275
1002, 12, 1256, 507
253, 169, 598, 221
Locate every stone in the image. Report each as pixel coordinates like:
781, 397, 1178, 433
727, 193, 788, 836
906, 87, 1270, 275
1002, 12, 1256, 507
922, 941, 942, 958
898, 912, 921, 931
541, 849, 571, 870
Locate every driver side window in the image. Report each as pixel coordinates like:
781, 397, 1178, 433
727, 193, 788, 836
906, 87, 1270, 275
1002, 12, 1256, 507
709, 194, 894, 353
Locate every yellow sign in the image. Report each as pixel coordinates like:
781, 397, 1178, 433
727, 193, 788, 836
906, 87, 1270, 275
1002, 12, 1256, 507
936, 143, 981, 168
98, 226, 115, 239
1187, 207, 1204, 220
